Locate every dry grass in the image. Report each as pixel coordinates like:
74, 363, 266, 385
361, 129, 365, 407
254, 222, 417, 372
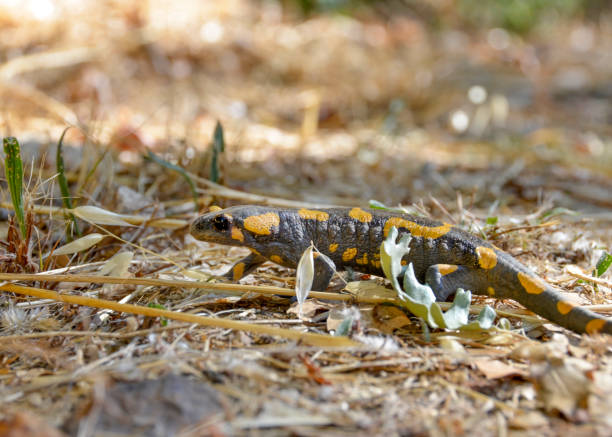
1, 1, 611, 435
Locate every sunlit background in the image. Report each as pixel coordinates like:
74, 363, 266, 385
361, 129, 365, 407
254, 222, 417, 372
1, 0, 611, 206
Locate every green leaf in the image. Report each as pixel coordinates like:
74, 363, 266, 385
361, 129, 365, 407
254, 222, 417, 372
368, 200, 409, 214
368, 199, 389, 210
56, 127, 80, 239
595, 252, 612, 277
380, 226, 412, 292
381, 228, 440, 327
380, 226, 497, 332
3, 137, 26, 238
399, 262, 441, 328
485, 216, 498, 225
460, 305, 496, 331
210, 121, 225, 183
440, 288, 471, 329
145, 150, 199, 211
335, 316, 352, 336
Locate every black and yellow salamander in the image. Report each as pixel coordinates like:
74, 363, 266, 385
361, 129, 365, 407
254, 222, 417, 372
191, 205, 612, 335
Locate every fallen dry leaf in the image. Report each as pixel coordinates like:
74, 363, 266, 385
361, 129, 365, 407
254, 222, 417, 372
586, 370, 612, 427
72, 373, 223, 435
531, 359, 593, 417
0, 411, 66, 437
438, 336, 466, 355
508, 410, 549, 429
287, 299, 335, 321
344, 280, 396, 300
372, 304, 412, 333
473, 358, 527, 379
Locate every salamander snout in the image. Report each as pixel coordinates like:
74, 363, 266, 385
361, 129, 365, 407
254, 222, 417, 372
190, 209, 242, 246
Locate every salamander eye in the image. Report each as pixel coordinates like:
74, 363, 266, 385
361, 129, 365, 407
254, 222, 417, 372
212, 215, 230, 231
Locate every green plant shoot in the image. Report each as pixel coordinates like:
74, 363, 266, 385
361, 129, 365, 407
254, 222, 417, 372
210, 121, 225, 183
3, 137, 26, 239
56, 127, 81, 239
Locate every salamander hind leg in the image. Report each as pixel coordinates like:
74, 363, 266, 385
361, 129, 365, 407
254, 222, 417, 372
425, 264, 493, 301
222, 253, 267, 282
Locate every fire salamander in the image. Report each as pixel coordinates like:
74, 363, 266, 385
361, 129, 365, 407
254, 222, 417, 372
191, 205, 612, 335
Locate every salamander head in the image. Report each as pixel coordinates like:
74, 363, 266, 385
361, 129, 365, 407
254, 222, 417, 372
190, 205, 281, 246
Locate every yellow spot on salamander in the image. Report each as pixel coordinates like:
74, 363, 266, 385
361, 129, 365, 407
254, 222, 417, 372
298, 208, 329, 221
209, 205, 222, 212
244, 212, 280, 235
329, 243, 338, 253
487, 286, 495, 296
232, 262, 245, 281
517, 272, 546, 295
355, 253, 368, 265
349, 207, 372, 223
270, 255, 283, 264
476, 247, 497, 269
556, 301, 576, 315
383, 217, 451, 239
342, 248, 357, 262
231, 227, 244, 242
438, 264, 458, 276
371, 260, 381, 269
250, 248, 260, 256
585, 319, 606, 335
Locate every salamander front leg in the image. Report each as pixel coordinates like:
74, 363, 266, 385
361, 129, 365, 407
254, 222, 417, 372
311, 253, 336, 291
222, 253, 267, 282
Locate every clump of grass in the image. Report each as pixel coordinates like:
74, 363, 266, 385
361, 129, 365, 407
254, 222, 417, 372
1, 137, 37, 272
4, 137, 26, 238
210, 121, 225, 184
56, 127, 81, 240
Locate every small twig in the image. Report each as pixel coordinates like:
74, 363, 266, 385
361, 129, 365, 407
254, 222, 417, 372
321, 357, 422, 374
0, 283, 358, 347
0, 47, 99, 80
190, 174, 340, 209
428, 195, 457, 224
0, 271, 342, 298
565, 265, 612, 288
0, 323, 192, 342
487, 221, 560, 239
0, 272, 549, 324
0, 202, 188, 229
585, 304, 612, 313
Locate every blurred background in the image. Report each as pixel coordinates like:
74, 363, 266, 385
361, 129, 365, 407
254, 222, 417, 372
1, 0, 611, 213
